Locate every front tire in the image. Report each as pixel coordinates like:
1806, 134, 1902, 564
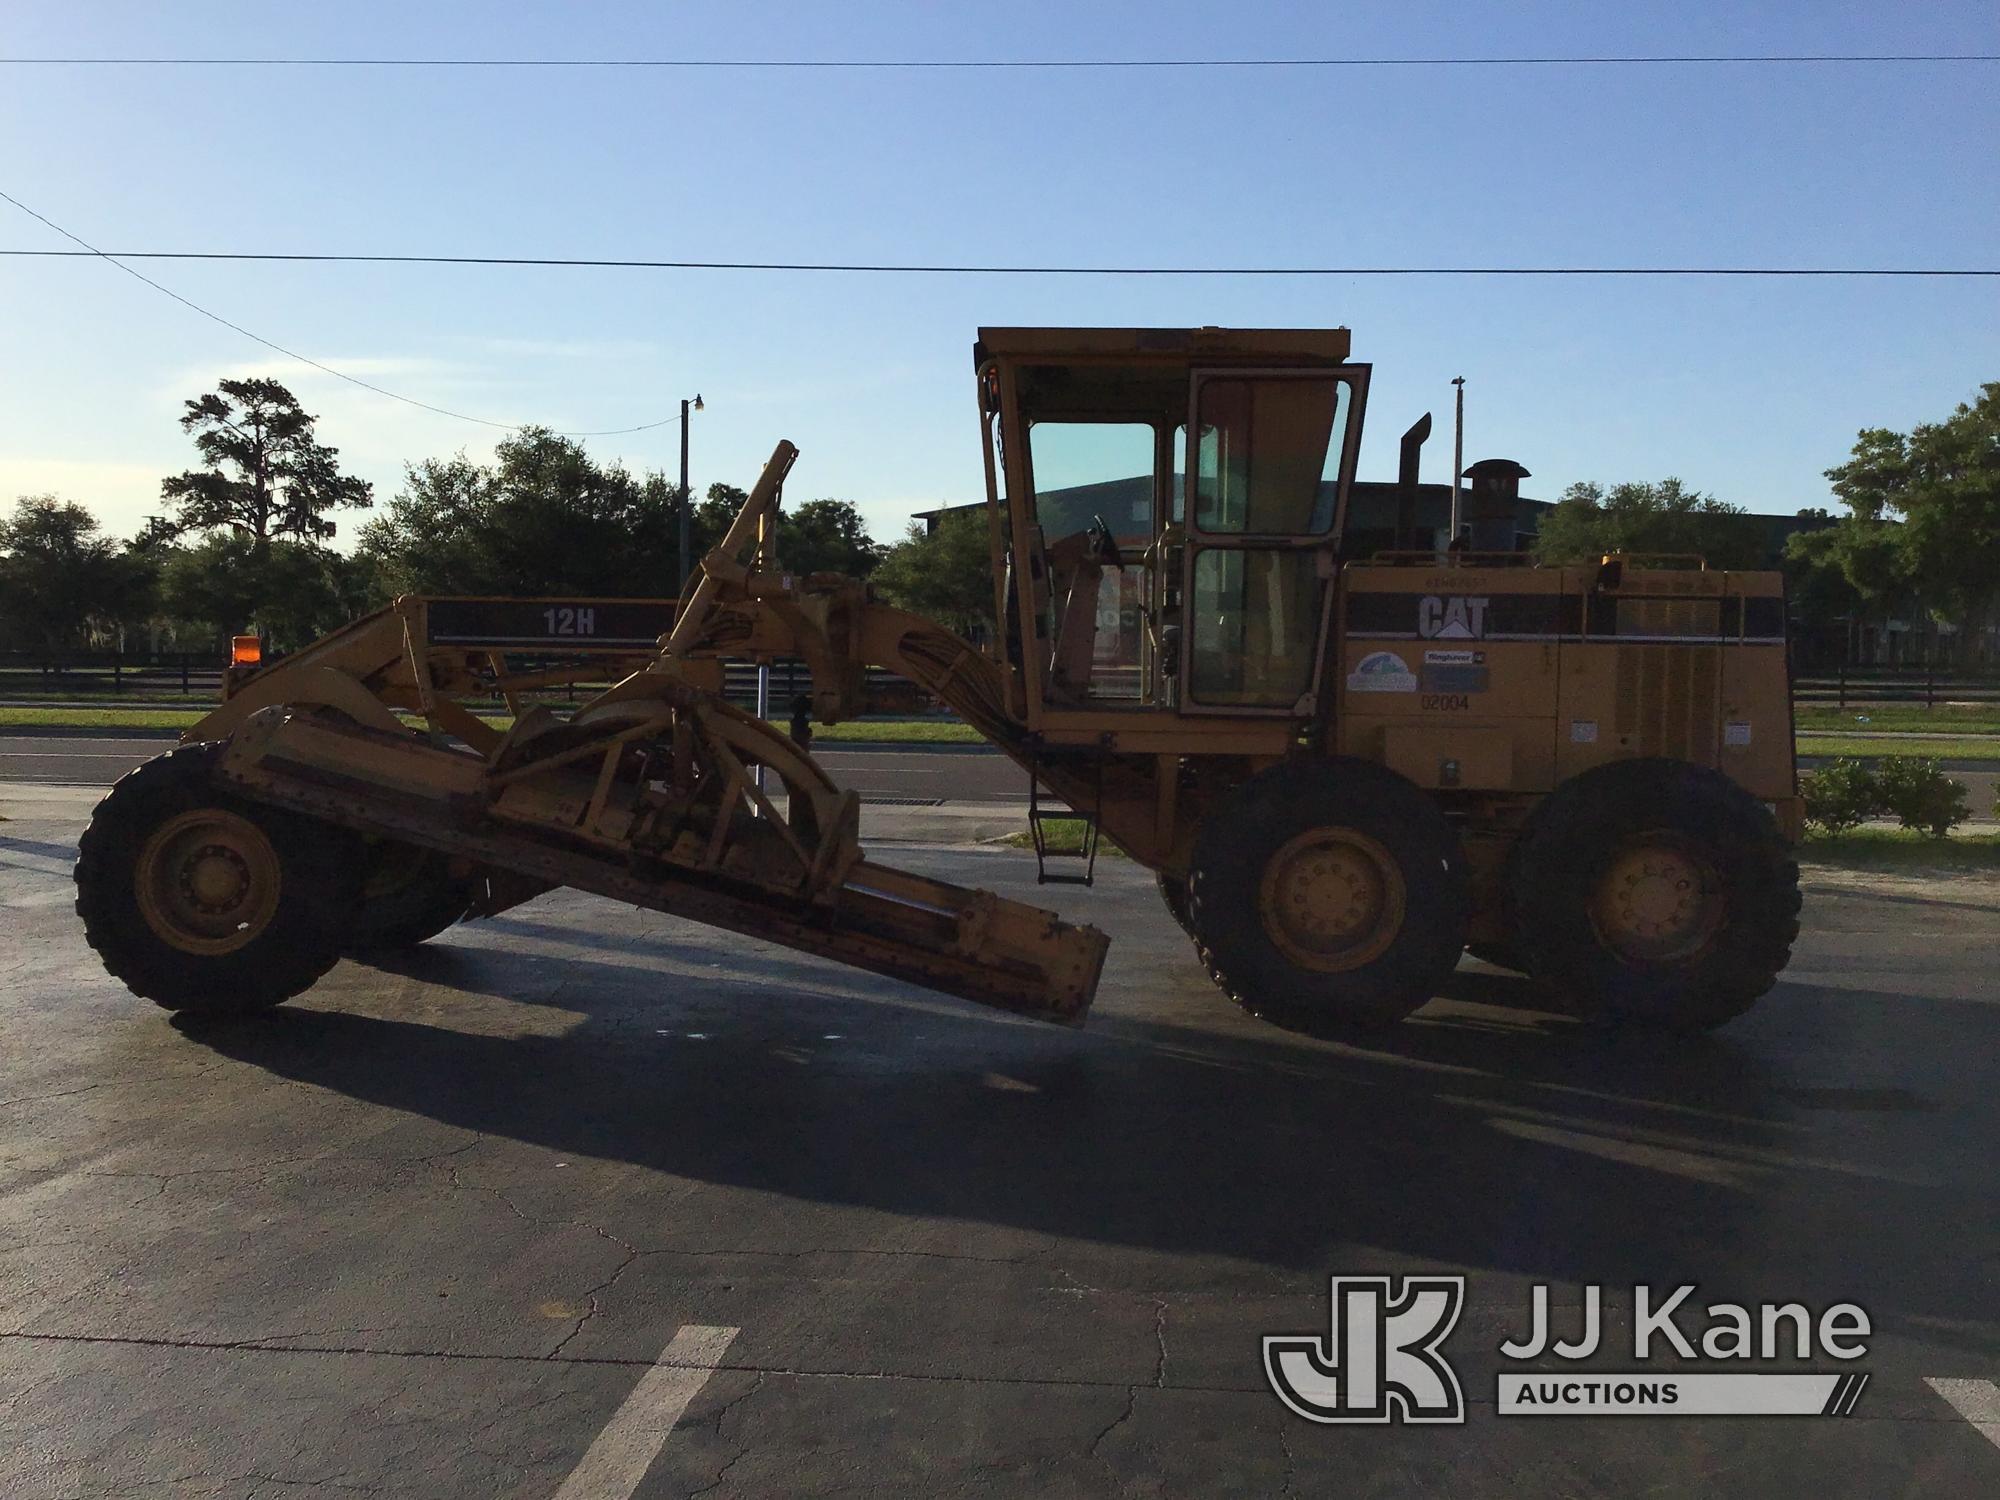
75, 743, 362, 1015
1187, 758, 1470, 1033
1507, 758, 1800, 1030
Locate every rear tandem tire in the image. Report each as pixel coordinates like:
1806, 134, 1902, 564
74, 743, 363, 1016
1157, 872, 1194, 936
1506, 757, 1800, 1031
345, 841, 471, 954
1186, 758, 1471, 1033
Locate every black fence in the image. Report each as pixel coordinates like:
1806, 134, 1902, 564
0, 650, 923, 719
11, 648, 2000, 719
0, 650, 218, 696
1794, 666, 2000, 709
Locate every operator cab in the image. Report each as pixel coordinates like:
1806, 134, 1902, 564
974, 327, 1368, 728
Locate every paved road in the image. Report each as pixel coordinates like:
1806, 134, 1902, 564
9, 731, 1995, 825
0, 732, 170, 784
2, 819, 1997, 1496
0, 731, 1028, 804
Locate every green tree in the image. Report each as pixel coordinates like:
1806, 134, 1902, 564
128, 514, 185, 554
1781, 515, 1920, 664
1783, 516, 1912, 622
356, 452, 496, 596
1824, 383, 2000, 628
157, 533, 355, 652
160, 377, 373, 541
777, 498, 882, 577
871, 510, 995, 635
678, 488, 881, 578
688, 482, 748, 565
328, 549, 388, 620
1532, 478, 1767, 569
358, 428, 679, 596
0, 495, 157, 648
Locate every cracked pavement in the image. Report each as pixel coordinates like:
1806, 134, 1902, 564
3, 819, 1999, 1497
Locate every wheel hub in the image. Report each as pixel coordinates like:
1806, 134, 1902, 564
1258, 828, 1406, 972
137, 808, 283, 956
183, 844, 252, 911
1590, 838, 1725, 964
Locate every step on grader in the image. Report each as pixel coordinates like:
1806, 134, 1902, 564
76, 327, 1803, 1034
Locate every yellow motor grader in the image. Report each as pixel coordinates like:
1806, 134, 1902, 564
75, 326, 1801, 1033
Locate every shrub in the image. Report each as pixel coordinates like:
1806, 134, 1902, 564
1871, 755, 1970, 838
1800, 759, 1879, 835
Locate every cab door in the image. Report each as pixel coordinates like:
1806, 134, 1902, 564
1177, 366, 1370, 716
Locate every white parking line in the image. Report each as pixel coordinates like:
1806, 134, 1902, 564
1926, 1377, 2000, 1453
553, 1324, 740, 1500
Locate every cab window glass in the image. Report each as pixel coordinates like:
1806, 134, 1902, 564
1171, 424, 1187, 524
1192, 378, 1351, 535
1028, 422, 1154, 541
1187, 548, 1322, 706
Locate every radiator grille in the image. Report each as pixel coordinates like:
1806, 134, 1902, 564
1614, 644, 1720, 763
1615, 597, 1725, 637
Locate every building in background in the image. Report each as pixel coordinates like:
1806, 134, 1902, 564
923, 478, 1833, 567
915, 474, 1553, 552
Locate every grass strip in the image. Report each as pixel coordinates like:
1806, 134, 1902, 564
0, 706, 206, 731
991, 818, 1127, 858
1796, 705, 2000, 734
806, 719, 984, 744
1797, 736, 2000, 762
1798, 827, 2000, 872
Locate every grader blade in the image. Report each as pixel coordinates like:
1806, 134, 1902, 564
211, 708, 1107, 1025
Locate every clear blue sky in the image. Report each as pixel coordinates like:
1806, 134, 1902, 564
2, 1, 1995, 549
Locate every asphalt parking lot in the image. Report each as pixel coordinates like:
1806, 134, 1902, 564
3, 813, 1999, 1497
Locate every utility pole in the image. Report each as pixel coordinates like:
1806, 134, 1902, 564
754, 501, 773, 802
1449, 376, 1466, 549
676, 393, 703, 594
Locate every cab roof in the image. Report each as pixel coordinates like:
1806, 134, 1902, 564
975, 326, 1353, 366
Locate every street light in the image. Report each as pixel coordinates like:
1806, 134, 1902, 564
677, 393, 704, 593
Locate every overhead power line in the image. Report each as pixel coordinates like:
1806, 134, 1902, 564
2, 53, 1995, 69
0, 189, 682, 437
3, 247, 1995, 278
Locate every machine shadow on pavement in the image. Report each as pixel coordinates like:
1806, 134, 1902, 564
167, 918, 2000, 1367
0, 830, 87, 862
